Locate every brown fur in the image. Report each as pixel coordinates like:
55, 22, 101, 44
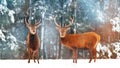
26, 32, 40, 63
54, 16, 100, 63
25, 17, 41, 63
61, 32, 100, 63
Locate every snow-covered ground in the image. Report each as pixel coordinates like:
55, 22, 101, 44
0, 59, 120, 68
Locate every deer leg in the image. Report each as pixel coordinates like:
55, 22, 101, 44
33, 50, 39, 64
72, 48, 78, 63
36, 50, 39, 64
93, 49, 97, 62
32, 51, 37, 63
72, 49, 75, 63
28, 50, 30, 63
89, 49, 93, 63
28, 48, 32, 63
75, 48, 78, 63
73, 49, 76, 63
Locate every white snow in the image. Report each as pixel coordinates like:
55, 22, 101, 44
96, 43, 101, 52
1, 0, 7, 6
0, 59, 120, 68
6, 33, 18, 50
0, 29, 6, 42
110, 17, 120, 32
0, 0, 15, 23
0, 4, 8, 14
96, 43, 112, 58
8, 10, 15, 23
96, 10, 104, 22
76, 23, 82, 26
97, 42, 120, 59
42, 11, 45, 18
103, 0, 109, 10
111, 42, 120, 58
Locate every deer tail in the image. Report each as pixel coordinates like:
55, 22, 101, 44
94, 35, 101, 49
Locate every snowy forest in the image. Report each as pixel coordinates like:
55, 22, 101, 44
0, 0, 120, 59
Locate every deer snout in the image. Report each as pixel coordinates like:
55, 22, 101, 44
60, 33, 66, 38
33, 30, 35, 32
29, 29, 36, 34
32, 30, 36, 34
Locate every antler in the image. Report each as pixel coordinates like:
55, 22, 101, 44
35, 20, 40, 25
25, 8, 29, 22
65, 17, 74, 28
54, 16, 61, 27
25, 8, 31, 28
25, 17, 30, 28
35, 19, 41, 28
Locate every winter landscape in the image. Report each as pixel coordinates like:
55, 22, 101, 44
0, 59, 120, 68
0, 0, 120, 67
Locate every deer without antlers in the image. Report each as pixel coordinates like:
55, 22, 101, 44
25, 17, 41, 63
54, 16, 100, 63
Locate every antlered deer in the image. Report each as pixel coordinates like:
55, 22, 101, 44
25, 17, 41, 63
54, 16, 100, 63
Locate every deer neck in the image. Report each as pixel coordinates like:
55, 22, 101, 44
29, 33, 37, 41
60, 34, 70, 41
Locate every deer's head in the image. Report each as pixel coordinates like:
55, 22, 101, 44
25, 18, 41, 35
54, 16, 74, 38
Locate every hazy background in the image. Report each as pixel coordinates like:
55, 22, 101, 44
0, 0, 120, 59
